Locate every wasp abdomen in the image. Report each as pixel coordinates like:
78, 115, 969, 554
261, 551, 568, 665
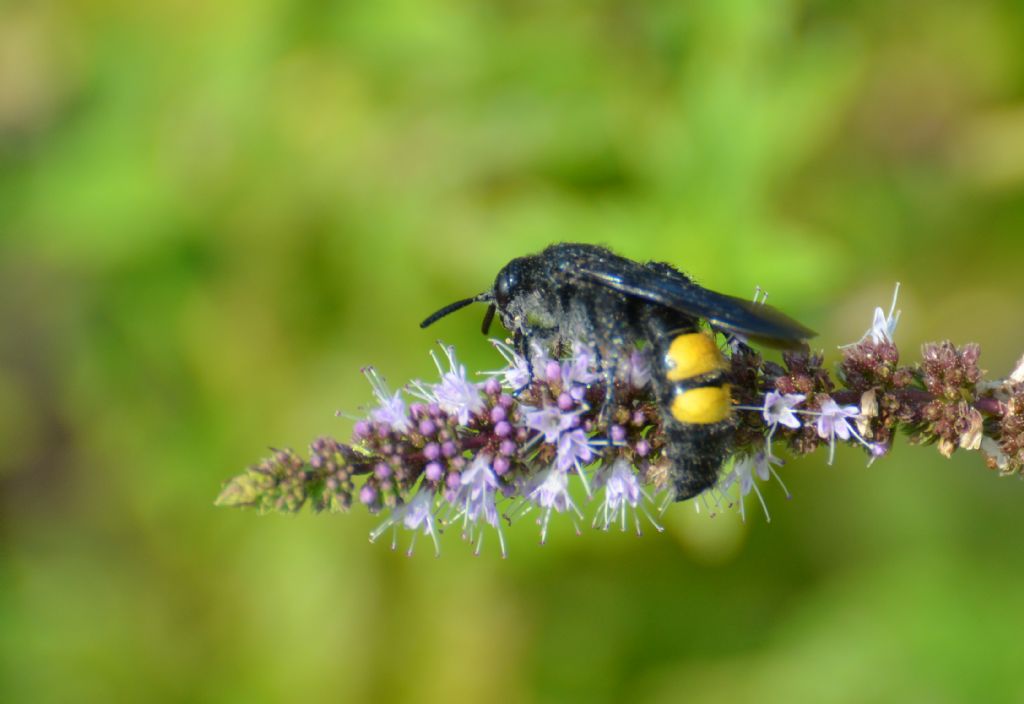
664, 332, 729, 382
663, 332, 733, 425
651, 330, 734, 500
671, 384, 732, 424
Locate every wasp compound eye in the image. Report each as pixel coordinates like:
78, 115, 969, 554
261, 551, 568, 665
494, 261, 523, 308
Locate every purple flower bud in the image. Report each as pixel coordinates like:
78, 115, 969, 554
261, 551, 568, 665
354, 420, 372, 438
610, 425, 626, 443
495, 421, 512, 438
557, 393, 574, 411
424, 442, 440, 460
359, 485, 378, 505
376, 423, 392, 439
446, 473, 461, 489
425, 462, 443, 481
418, 419, 436, 436
631, 410, 646, 426
310, 454, 323, 468
374, 463, 391, 479
409, 403, 425, 418
484, 378, 501, 396
499, 394, 514, 409
490, 406, 507, 423
635, 439, 650, 457
427, 403, 442, 418
493, 456, 511, 475
545, 360, 562, 383
499, 439, 516, 456
441, 441, 457, 458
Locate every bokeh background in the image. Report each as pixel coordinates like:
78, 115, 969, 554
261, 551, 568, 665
3, 1, 1024, 702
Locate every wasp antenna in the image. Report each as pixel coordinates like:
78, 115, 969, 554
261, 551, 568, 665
481, 303, 497, 335
420, 297, 475, 328
420, 292, 491, 329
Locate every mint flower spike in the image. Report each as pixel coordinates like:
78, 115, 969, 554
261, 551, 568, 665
219, 283, 1024, 555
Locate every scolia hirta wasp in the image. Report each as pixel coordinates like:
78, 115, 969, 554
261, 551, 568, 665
420, 243, 815, 501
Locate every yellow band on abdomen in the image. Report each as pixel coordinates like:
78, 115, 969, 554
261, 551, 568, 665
670, 385, 732, 424
665, 333, 728, 382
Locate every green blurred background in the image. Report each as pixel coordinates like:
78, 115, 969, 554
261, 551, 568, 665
3, 1, 1024, 702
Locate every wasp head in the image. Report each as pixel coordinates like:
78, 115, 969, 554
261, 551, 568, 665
420, 255, 549, 337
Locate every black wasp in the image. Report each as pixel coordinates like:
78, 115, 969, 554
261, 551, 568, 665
420, 243, 815, 501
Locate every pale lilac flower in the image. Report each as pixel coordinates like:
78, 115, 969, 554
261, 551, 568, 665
592, 459, 662, 534
815, 398, 860, 464
488, 339, 532, 390
450, 455, 505, 556
843, 282, 901, 347
742, 390, 806, 458
555, 429, 595, 495
429, 345, 485, 425
763, 391, 806, 430
719, 452, 788, 522
363, 367, 411, 433
626, 349, 651, 389
523, 403, 578, 443
523, 467, 583, 544
562, 343, 598, 399
453, 455, 500, 525
556, 429, 594, 473
369, 488, 441, 557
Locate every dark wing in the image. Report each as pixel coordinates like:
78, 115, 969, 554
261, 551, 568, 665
576, 259, 816, 347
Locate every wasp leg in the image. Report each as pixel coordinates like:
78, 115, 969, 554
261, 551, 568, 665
511, 328, 535, 397
597, 357, 617, 425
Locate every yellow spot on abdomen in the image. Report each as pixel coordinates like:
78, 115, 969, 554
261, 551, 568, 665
665, 333, 728, 382
671, 385, 732, 424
